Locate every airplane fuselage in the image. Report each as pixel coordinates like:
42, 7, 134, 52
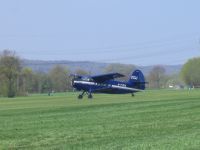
71, 69, 145, 99
73, 79, 141, 94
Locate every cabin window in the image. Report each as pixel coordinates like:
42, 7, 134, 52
82, 77, 93, 82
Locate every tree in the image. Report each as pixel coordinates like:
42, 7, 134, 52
181, 57, 200, 87
75, 68, 89, 76
18, 67, 34, 95
41, 74, 53, 93
49, 65, 70, 92
148, 65, 166, 89
0, 73, 7, 97
0, 50, 22, 97
31, 72, 50, 93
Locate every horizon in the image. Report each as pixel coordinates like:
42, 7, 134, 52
21, 57, 183, 67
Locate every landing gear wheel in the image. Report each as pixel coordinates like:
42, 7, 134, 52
131, 93, 134, 97
78, 91, 85, 99
88, 94, 93, 99
78, 95, 83, 99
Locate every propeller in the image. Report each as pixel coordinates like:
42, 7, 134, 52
69, 74, 82, 86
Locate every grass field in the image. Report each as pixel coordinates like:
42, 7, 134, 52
0, 90, 200, 150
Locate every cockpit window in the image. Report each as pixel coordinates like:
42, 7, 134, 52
82, 77, 93, 82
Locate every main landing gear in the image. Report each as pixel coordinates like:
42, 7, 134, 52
131, 93, 135, 97
78, 91, 93, 99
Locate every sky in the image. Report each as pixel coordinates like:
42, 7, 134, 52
0, 0, 200, 66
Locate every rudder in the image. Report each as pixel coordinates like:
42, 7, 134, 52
128, 70, 145, 90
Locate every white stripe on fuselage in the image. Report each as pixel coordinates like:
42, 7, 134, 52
73, 81, 142, 92
74, 81, 96, 85
111, 85, 142, 92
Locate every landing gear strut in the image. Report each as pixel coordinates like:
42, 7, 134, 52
77, 91, 93, 99
88, 93, 93, 99
78, 91, 85, 99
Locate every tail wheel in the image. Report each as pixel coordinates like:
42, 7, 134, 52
131, 93, 134, 97
88, 94, 93, 99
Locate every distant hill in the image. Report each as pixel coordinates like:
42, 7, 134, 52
22, 59, 182, 75
21, 59, 109, 74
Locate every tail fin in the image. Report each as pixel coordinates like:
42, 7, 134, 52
128, 70, 145, 90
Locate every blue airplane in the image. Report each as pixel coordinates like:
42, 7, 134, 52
71, 69, 146, 99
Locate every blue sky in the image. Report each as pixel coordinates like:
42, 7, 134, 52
0, 0, 200, 65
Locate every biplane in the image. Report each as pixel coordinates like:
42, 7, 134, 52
71, 69, 146, 99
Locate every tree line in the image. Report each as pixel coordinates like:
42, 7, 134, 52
0, 50, 71, 97
0, 50, 199, 97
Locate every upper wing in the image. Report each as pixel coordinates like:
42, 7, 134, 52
91, 73, 125, 83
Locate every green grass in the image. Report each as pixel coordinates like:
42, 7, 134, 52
0, 90, 200, 150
